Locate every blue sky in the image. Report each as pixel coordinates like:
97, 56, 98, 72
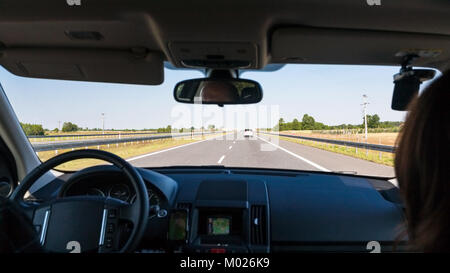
0, 64, 410, 130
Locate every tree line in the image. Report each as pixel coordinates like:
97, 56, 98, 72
275, 114, 402, 131
20, 123, 45, 136
20, 121, 219, 135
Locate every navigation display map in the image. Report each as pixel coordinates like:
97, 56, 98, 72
207, 217, 231, 235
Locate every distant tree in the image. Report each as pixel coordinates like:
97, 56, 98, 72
364, 114, 381, 128
52, 128, 59, 133
291, 118, 302, 130
313, 122, 327, 130
62, 122, 79, 132
277, 118, 285, 131
301, 114, 315, 130
283, 122, 292, 130
369, 114, 380, 128
20, 122, 45, 136
379, 121, 402, 128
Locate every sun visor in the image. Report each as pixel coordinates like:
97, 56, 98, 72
0, 49, 164, 85
271, 27, 450, 70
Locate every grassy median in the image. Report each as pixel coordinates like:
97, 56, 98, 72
279, 130, 399, 146
36, 134, 221, 171
264, 134, 395, 167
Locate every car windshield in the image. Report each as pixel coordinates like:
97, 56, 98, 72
1, 64, 427, 177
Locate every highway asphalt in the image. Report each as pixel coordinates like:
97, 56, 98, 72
129, 133, 395, 177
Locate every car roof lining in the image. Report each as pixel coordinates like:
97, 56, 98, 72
270, 26, 450, 70
0, 0, 449, 84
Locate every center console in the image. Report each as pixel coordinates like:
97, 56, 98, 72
191, 207, 247, 253
168, 179, 270, 253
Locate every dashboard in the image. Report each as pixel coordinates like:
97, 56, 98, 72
32, 166, 406, 253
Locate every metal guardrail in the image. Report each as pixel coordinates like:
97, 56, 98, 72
28, 132, 167, 138
32, 132, 217, 152
260, 132, 396, 153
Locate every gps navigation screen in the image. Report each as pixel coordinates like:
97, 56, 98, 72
207, 217, 231, 235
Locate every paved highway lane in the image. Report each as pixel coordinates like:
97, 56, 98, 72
129, 133, 395, 177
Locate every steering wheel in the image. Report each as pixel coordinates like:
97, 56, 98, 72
10, 149, 149, 253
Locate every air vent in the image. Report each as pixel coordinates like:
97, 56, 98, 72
250, 205, 267, 245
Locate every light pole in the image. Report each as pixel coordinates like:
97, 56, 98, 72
362, 95, 369, 142
101, 113, 105, 134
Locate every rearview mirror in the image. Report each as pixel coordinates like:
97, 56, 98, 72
174, 78, 263, 105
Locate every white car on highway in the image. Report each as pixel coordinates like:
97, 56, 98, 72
244, 129, 254, 138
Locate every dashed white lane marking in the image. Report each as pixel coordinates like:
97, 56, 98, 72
233, 141, 236, 144
218, 155, 225, 164
256, 136, 330, 172
229, 146, 232, 149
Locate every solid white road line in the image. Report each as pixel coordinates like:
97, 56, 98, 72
218, 155, 225, 164
256, 136, 330, 172
127, 137, 214, 162
229, 146, 232, 149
